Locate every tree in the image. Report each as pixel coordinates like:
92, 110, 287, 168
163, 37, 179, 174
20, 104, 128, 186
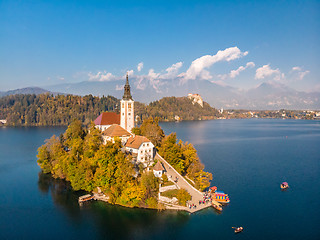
195, 170, 213, 191
63, 119, 85, 147
158, 133, 184, 173
140, 171, 159, 199
138, 117, 165, 147
176, 189, 191, 206
83, 122, 102, 158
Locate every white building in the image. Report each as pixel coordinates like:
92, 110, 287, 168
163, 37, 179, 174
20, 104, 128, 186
95, 73, 134, 133
101, 124, 132, 145
120, 74, 135, 133
94, 112, 120, 131
125, 135, 155, 167
153, 161, 166, 178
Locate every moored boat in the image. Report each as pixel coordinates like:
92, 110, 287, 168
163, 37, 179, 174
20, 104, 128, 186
280, 182, 289, 190
212, 203, 222, 211
233, 227, 243, 233
213, 190, 230, 203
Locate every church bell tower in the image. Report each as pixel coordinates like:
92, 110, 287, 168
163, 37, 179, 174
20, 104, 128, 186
120, 73, 134, 132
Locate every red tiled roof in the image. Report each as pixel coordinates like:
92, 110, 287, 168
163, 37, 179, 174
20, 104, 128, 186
125, 135, 152, 149
102, 124, 131, 137
153, 161, 165, 171
94, 112, 120, 125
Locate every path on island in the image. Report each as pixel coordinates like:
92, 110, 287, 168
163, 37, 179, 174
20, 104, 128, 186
156, 153, 215, 213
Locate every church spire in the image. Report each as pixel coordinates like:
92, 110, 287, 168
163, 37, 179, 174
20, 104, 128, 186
122, 72, 132, 100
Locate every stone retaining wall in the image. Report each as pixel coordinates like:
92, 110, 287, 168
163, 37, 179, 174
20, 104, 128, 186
159, 184, 179, 192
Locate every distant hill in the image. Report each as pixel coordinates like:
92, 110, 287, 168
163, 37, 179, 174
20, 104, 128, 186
135, 96, 220, 122
44, 79, 320, 110
0, 87, 54, 97
0, 93, 219, 126
0, 94, 119, 126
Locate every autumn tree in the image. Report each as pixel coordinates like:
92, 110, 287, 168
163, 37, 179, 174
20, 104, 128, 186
136, 117, 165, 147
176, 189, 191, 206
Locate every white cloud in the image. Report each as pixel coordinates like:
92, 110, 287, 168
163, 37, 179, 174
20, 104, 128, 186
298, 70, 310, 80
255, 64, 281, 80
57, 76, 65, 81
137, 62, 143, 72
218, 61, 255, 80
179, 47, 248, 82
148, 69, 160, 80
274, 73, 285, 81
229, 62, 255, 78
160, 62, 183, 79
291, 66, 310, 80
127, 69, 134, 77
292, 66, 302, 71
88, 71, 115, 81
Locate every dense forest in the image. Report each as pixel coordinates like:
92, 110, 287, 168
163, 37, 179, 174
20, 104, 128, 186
0, 94, 119, 126
0, 94, 220, 126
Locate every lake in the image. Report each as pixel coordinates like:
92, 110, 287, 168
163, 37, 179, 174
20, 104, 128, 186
0, 119, 319, 239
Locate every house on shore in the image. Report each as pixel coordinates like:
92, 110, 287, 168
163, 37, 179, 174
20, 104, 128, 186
124, 135, 155, 167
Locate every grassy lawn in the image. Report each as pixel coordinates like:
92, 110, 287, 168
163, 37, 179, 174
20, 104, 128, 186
161, 181, 175, 187
161, 189, 179, 198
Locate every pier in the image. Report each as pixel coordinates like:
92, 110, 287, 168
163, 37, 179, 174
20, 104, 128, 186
156, 153, 215, 213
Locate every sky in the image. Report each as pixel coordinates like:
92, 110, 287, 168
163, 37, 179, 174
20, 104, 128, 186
0, 0, 319, 92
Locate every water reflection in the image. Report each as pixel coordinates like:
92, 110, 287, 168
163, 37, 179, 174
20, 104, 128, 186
38, 172, 190, 240
38, 172, 82, 222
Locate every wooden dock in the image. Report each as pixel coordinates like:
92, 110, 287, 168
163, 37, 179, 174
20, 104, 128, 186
78, 194, 94, 204
78, 192, 110, 206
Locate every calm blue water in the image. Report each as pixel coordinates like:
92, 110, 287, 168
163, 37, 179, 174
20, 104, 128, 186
0, 119, 319, 239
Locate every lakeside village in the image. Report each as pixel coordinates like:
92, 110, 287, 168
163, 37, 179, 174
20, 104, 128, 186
37, 75, 229, 214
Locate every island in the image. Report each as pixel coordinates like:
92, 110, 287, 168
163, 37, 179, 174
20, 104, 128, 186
37, 75, 213, 212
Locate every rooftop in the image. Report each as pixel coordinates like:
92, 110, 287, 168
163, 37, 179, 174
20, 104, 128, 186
125, 135, 152, 149
94, 112, 120, 126
153, 161, 165, 171
102, 124, 131, 137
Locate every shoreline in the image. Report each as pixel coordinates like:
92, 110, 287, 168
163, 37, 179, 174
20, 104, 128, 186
1, 117, 319, 128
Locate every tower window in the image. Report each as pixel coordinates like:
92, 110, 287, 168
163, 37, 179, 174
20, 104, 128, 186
128, 103, 131, 109
122, 103, 124, 108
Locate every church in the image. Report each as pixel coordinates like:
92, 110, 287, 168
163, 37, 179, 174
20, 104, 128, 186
94, 74, 155, 167
94, 73, 134, 133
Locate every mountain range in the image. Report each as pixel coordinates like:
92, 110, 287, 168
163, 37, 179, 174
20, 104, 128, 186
44, 78, 320, 110
0, 87, 52, 97
1, 79, 319, 110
